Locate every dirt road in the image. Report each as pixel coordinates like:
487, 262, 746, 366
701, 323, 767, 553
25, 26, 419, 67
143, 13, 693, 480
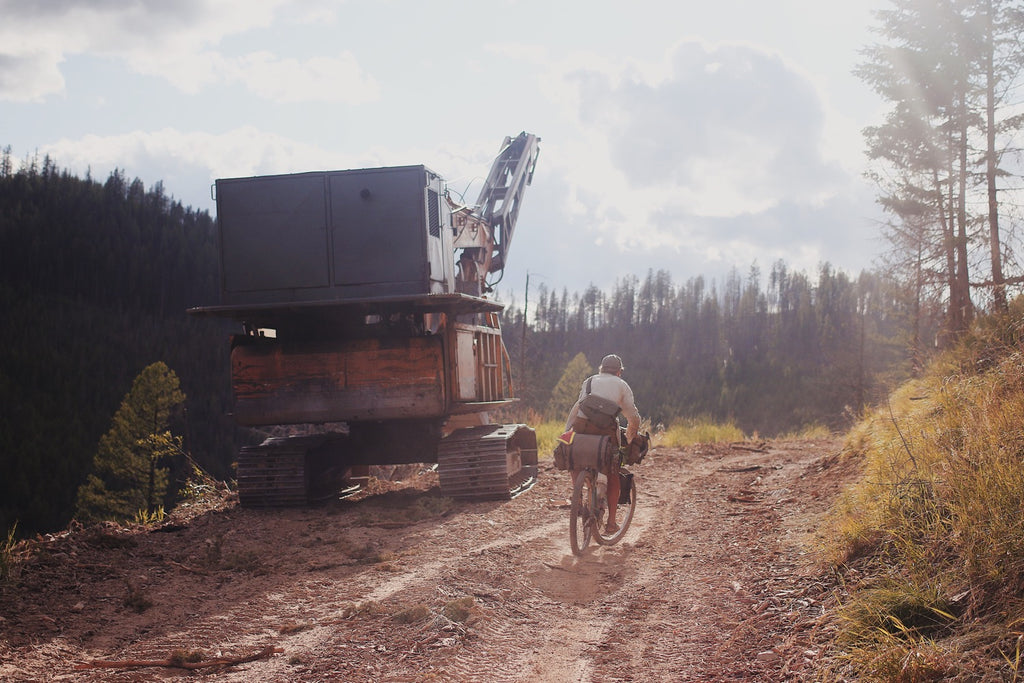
0, 438, 854, 681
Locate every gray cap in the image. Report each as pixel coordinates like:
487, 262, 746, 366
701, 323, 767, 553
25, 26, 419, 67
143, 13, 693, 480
599, 354, 624, 373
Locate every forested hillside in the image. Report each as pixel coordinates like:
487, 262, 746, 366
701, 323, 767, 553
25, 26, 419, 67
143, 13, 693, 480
0, 153, 238, 537
501, 266, 921, 434
0, 152, 918, 538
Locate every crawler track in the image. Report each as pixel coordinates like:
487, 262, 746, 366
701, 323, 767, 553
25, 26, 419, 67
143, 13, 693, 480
437, 424, 538, 499
236, 434, 348, 507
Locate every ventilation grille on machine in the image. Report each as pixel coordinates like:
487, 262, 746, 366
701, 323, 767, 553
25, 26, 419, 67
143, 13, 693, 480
428, 188, 441, 237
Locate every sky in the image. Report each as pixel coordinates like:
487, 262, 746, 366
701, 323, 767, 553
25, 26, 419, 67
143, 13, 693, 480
0, 0, 891, 306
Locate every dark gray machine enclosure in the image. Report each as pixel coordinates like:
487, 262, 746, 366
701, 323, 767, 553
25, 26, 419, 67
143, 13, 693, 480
215, 165, 455, 306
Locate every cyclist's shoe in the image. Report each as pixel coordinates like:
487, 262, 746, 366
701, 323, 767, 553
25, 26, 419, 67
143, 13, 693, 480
605, 521, 620, 535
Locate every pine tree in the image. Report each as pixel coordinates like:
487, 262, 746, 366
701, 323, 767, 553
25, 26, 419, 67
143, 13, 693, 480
859, 0, 1024, 334
74, 362, 185, 523
976, 0, 1024, 313
546, 352, 594, 420
858, 0, 972, 341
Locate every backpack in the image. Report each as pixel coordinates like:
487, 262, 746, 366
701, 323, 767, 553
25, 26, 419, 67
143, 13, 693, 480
572, 376, 621, 432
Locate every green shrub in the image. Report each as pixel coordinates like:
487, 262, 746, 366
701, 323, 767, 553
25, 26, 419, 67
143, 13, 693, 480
392, 604, 430, 624
443, 596, 475, 622
132, 506, 165, 526
124, 581, 153, 613
533, 419, 566, 461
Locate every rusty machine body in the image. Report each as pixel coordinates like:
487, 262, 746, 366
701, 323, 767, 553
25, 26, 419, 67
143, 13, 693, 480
190, 133, 541, 505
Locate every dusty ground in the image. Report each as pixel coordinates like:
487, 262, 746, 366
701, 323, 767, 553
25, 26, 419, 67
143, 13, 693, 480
0, 438, 858, 682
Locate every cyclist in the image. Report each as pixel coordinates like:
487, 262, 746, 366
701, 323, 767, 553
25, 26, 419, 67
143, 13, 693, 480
564, 353, 641, 535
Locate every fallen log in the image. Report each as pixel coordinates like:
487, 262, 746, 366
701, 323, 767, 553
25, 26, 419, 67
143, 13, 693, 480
74, 645, 282, 671
731, 443, 768, 453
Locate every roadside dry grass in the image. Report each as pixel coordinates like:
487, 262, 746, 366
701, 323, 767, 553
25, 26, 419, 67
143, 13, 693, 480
658, 416, 746, 447
0, 523, 18, 582
819, 311, 1024, 680
534, 414, 753, 461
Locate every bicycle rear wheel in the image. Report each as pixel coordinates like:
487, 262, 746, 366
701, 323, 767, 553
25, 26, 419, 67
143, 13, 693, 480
569, 470, 598, 555
595, 470, 636, 546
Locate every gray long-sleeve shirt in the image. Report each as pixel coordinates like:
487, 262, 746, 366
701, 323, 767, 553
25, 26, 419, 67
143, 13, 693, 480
565, 372, 641, 441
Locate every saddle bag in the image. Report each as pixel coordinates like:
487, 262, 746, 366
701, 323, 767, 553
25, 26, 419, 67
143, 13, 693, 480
553, 432, 615, 471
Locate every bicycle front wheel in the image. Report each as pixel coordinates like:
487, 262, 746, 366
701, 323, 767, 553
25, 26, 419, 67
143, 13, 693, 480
569, 470, 597, 555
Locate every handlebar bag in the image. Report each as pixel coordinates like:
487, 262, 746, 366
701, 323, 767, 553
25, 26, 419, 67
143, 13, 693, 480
623, 432, 650, 465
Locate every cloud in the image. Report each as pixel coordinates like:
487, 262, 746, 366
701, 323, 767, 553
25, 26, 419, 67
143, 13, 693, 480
0, 0, 378, 104
0, 0, 273, 100
491, 39, 865, 279
37, 126, 353, 211
475, 36, 883, 299
568, 40, 844, 214
226, 51, 379, 104
0, 50, 66, 102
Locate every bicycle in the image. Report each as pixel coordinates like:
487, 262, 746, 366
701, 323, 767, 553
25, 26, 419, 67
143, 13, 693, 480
569, 463, 637, 555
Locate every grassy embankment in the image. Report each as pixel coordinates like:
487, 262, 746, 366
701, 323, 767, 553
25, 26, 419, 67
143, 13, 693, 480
820, 312, 1024, 680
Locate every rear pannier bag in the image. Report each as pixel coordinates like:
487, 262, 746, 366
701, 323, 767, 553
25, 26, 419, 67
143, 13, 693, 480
553, 432, 615, 471
618, 471, 633, 504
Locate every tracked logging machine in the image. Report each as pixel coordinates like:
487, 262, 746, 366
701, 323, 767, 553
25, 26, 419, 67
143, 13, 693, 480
190, 133, 541, 505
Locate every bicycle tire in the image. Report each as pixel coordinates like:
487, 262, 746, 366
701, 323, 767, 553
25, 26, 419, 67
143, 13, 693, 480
595, 472, 636, 546
569, 470, 597, 555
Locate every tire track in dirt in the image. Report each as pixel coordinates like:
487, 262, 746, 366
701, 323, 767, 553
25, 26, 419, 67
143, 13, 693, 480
581, 442, 846, 681
586, 458, 760, 680
518, 481, 662, 682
